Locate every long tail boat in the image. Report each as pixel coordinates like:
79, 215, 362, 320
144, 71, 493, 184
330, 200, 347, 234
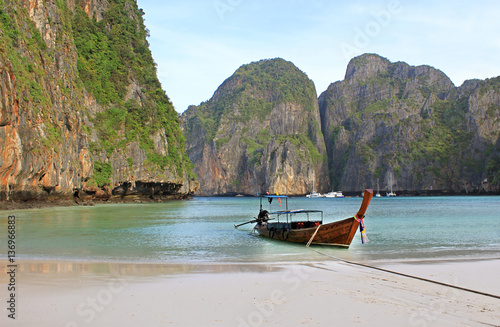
235, 189, 373, 248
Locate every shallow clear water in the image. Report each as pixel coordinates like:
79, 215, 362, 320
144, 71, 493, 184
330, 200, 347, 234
1, 196, 499, 264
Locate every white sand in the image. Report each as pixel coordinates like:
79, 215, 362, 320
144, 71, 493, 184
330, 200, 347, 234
1, 259, 499, 326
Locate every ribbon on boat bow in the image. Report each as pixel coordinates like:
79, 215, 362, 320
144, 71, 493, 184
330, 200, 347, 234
355, 214, 369, 244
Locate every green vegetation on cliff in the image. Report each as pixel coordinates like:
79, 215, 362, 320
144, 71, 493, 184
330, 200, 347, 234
406, 97, 473, 188
0, 0, 196, 202
186, 58, 317, 142
71, 0, 193, 179
93, 161, 113, 187
0, 0, 66, 148
72, 1, 155, 105
235, 58, 317, 112
486, 156, 500, 188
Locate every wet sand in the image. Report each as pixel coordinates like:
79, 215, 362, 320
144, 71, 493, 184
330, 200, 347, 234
1, 259, 499, 326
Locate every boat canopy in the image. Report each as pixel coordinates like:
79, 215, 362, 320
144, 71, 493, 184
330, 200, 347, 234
262, 195, 289, 199
259, 194, 323, 224
269, 209, 323, 224
270, 209, 323, 215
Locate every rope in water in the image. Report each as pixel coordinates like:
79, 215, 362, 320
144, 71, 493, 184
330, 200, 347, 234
308, 248, 500, 300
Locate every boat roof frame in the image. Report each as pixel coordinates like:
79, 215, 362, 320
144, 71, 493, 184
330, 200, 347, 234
270, 209, 323, 215
262, 195, 289, 198
259, 195, 323, 223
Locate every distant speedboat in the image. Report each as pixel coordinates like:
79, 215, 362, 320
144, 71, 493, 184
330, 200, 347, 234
386, 191, 396, 197
325, 191, 344, 198
306, 191, 323, 198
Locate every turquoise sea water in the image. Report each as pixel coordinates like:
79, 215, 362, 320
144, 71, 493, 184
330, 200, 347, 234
1, 196, 499, 264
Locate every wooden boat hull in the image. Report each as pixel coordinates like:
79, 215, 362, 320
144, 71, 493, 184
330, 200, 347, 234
254, 217, 360, 248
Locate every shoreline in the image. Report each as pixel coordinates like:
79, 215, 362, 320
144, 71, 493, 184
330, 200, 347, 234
1, 258, 498, 326
2, 257, 499, 291
0, 195, 195, 211
2, 192, 500, 211
2, 252, 499, 275
2, 254, 499, 270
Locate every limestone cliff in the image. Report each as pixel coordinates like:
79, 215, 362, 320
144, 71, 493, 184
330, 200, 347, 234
0, 0, 197, 205
182, 58, 328, 196
319, 54, 500, 193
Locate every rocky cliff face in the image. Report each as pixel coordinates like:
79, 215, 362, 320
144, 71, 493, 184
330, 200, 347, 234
182, 58, 328, 196
319, 53, 500, 193
183, 54, 499, 196
0, 0, 197, 205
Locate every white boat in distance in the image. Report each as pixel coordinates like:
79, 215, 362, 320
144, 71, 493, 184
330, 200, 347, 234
324, 191, 344, 198
386, 172, 396, 197
306, 191, 345, 198
306, 191, 323, 198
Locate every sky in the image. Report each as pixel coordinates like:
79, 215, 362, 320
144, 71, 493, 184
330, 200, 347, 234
137, 0, 500, 113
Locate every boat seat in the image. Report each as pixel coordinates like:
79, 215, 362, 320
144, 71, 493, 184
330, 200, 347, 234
291, 221, 322, 229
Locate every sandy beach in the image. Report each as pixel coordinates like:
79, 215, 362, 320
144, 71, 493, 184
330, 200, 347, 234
1, 258, 499, 327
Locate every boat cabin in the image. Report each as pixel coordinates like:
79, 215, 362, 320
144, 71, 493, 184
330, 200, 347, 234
259, 195, 323, 230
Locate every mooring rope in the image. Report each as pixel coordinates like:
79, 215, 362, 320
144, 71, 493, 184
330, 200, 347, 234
308, 248, 500, 300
